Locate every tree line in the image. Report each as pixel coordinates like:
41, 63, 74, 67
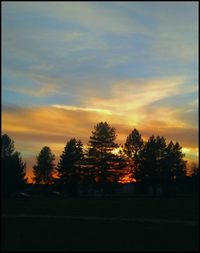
1, 122, 199, 197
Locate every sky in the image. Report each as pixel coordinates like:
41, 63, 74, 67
2, 1, 198, 180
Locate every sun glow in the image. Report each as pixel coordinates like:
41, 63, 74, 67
119, 174, 136, 184
111, 147, 123, 155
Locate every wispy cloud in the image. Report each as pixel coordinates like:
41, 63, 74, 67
7, 83, 58, 97
2, 103, 198, 154
2, 2, 197, 97
86, 76, 190, 114
51, 105, 112, 115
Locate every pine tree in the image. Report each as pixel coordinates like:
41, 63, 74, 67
138, 136, 187, 195
163, 141, 187, 185
56, 138, 84, 195
1, 134, 27, 197
138, 135, 167, 186
1, 134, 14, 158
124, 129, 144, 180
86, 122, 123, 193
32, 146, 55, 184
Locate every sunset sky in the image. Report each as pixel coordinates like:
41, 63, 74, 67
2, 2, 198, 180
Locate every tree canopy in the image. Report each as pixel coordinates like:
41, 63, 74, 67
1, 134, 27, 197
32, 146, 55, 184
85, 122, 125, 193
56, 138, 84, 195
123, 128, 144, 180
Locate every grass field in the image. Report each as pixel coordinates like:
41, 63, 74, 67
1, 195, 199, 251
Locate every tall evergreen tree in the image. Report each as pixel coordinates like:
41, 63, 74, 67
124, 129, 144, 180
189, 162, 199, 194
32, 146, 55, 184
190, 162, 199, 177
138, 135, 167, 186
56, 138, 84, 195
158, 140, 187, 195
163, 141, 187, 182
1, 134, 15, 158
137, 136, 187, 195
86, 122, 124, 193
1, 134, 27, 197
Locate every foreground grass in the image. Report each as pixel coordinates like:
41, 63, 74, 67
2, 217, 199, 252
2, 195, 199, 220
2, 196, 199, 251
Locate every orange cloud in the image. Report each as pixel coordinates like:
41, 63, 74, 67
2, 102, 198, 181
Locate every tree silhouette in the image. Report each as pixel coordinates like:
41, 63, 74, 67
1, 134, 27, 197
32, 146, 55, 184
165, 141, 186, 180
56, 138, 84, 195
189, 162, 199, 194
2, 134, 15, 157
136, 136, 187, 195
190, 162, 199, 177
138, 135, 167, 193
162, 141, 187, 195
124, 129, 144, 180
86, 122, 123, 193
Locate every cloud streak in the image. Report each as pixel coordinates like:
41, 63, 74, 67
51, 105, 112, 115
2, 103, 198, 166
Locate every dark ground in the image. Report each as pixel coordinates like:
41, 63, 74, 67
1, 195, 199, 251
